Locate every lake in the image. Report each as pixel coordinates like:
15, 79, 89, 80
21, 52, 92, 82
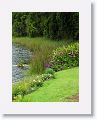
12, 44, 32, 83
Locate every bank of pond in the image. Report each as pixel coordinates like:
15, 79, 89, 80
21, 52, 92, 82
12, 37, 79, 102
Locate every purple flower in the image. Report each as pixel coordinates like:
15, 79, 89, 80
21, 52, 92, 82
45, 63, 51, 68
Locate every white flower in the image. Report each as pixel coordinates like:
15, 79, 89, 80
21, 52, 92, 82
33, 80, 36, 82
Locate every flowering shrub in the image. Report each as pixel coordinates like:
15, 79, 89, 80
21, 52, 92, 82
33, 76, 43, 87
12, 77, 43, 100
49, 42, 79, 72
12, 71, 55, 101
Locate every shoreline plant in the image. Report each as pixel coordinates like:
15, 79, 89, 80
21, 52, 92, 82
12, 69, 55, 101
49, 42, 79, 72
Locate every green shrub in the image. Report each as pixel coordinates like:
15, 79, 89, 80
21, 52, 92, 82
44, 68, 55, 75
49, 42, 79, 72
44, 68, 55, 79
41, 73, 55, 81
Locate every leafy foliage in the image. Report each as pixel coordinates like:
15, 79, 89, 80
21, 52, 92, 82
49, 42, 79, 71
12, 77, 43, 101
41, 73, 55, 81
12, 12, 79, 40
12, 71, 55, 101
44, 68, 55, 76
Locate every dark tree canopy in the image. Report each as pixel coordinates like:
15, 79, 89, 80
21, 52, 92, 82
12, 12, 79, 40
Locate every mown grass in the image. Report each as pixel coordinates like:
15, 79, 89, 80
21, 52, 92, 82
13, 37, 69, 74
19, 67, 79, 102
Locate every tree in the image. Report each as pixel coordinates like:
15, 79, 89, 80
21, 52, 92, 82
12, 12, 79, 40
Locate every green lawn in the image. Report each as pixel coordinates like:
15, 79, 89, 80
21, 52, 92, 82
21, 67, 79, 102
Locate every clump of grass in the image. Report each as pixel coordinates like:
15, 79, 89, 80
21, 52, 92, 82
13, 37, 67, 51
13, 37, 68, 74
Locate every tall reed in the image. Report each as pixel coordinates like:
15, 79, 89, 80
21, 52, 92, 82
13, 37, 69, 74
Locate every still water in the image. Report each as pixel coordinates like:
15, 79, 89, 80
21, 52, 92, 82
12, 44, 32, 83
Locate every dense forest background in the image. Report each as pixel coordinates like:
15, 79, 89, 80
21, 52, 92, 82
12, 12, 79, 40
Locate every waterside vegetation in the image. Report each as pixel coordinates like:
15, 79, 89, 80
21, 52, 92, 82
12, 12, 79, 102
